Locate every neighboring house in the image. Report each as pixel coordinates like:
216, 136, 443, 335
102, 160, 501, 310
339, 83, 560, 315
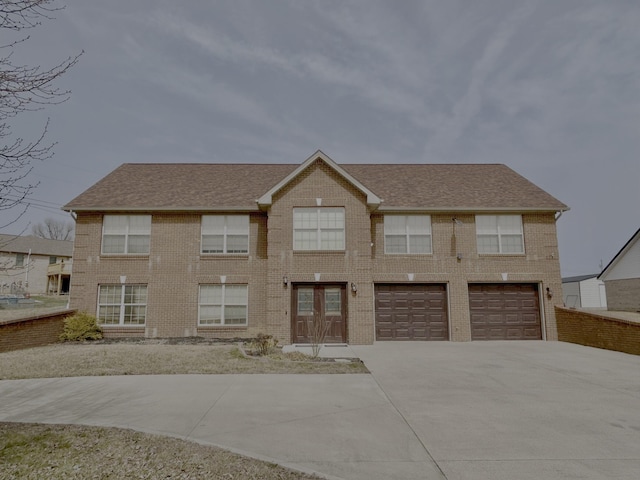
598, 228, 640, 312
0, 234, 73, 295
562, 274, 607, 308
63, 151, 568, 344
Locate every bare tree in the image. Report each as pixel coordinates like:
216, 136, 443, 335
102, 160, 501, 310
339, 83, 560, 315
307, 309, 331, 358
0, 1, 81, 229
32, 216, 73, 240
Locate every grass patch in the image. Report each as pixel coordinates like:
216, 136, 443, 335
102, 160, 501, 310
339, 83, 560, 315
0, 422, 322, 479
0, 343, 368, 380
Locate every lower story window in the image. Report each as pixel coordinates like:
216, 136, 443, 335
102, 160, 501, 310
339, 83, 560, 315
98, 284, 147, 325
199, 284, 248, 326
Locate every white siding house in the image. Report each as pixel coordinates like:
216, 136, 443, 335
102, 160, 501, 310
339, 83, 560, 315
598, 228, 640, 312
562, 274, 607, 308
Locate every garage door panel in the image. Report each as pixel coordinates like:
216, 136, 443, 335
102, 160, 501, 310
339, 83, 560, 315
375, 284, 449, 341
469, 283, 541, 340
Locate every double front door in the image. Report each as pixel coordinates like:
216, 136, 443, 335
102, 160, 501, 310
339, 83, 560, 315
292, 284, 347, 344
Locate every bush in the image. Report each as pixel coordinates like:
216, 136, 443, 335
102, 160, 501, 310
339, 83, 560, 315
248, 333, 278, 356
60, 312, 103, 341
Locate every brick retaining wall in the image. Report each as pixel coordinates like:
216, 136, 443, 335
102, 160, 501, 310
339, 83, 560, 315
0, 310, 75, 353
555, 306, 640, 355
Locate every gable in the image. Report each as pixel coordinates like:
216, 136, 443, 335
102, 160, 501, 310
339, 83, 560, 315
599, 229, 640, 281
257, 151, 381, 208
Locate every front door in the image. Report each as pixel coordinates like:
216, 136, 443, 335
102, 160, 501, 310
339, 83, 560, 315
292, 284, 347, 344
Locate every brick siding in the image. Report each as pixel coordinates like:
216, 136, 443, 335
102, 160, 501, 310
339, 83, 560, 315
69, 161, 564, 344
556, 306, 640, 355
0, 310, 75, 353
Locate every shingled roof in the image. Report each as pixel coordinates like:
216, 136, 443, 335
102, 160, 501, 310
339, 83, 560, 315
64, 155, 567, 213
0, 234, 73, 257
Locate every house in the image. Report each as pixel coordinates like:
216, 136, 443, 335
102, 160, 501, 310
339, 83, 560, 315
0, 234, 73, 295
562, 274, 607, 308
598, 228, 640, 312
63, 151, 568, 344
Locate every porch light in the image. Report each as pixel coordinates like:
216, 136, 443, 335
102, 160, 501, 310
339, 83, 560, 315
283, 275, 289, 286
351, 282, 357, 293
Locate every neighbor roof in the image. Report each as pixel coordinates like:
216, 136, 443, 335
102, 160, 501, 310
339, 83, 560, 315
0, 234, 73, 257
64, 153, 567, 213
562, 274, 600, 283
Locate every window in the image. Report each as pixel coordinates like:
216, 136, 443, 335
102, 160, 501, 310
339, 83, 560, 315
476, 215, 524, 254
98, 285, 147, 325
201, 215, 249, 254
102, 215, 151, 254
15, 253, 24, 267
293, 208, 345, 250
297, 288, 314, 315
324, 288, 342, 314
49, 256, 58, 265
384, 215, 432, 254
199, 285, 248, 326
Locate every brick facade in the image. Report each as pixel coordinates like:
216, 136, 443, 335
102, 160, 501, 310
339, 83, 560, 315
68, 159, 565, 344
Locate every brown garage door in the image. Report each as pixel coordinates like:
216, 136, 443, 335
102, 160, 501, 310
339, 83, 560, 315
375, 284, 449, 340
468, 283, 542, 340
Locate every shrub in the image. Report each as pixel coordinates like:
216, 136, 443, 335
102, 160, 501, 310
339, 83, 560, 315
60, 312, 103, 341
248, 333, 278, 356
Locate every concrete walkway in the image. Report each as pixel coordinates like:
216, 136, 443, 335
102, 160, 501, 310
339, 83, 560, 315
1, 341, 639, 479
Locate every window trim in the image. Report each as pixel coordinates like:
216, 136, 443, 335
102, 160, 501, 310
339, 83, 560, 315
101, 215, 151, 255
293, 207, 346, 251
97, 284, 148, 326
383, 214, 433, 255
476, 214, 525, 254
201, 215, 250, 255
198, 284, 249, 327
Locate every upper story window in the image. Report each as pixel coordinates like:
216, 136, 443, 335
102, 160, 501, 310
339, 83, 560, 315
384, 215, 432, 254
15, 253, 24, 267
49, 256, 58, 265
102, 215, 151, 254
293, 207, 345, 251
476, 215, 524, 254
201, 215, 249, 254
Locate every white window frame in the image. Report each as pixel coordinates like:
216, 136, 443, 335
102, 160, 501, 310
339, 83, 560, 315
384, 215, 432, 254
198, 284, 248, 326
97, 284, 147, 326
476, 214, 525, 254
201, 215, 249, 254
293, 207, 345, 251
101, 215, 151, 255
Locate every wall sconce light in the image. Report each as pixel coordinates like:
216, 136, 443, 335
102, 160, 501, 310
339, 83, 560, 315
351, 282, 358, 293
546, 287, 553, 299
283, 275, 289, 287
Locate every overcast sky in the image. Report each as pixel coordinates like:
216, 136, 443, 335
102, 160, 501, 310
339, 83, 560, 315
4, 0, 639, 277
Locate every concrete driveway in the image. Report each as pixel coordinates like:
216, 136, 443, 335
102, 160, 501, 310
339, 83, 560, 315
1, 341, 639, 480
